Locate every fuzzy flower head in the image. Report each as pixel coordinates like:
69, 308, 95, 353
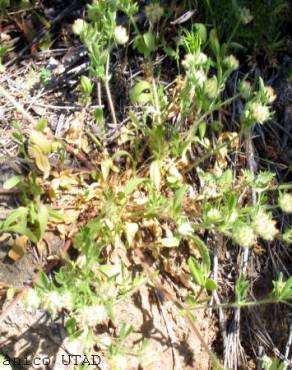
244, 101, 270, 124
24, 288, 41, 311
239, 80, 252, 100
193, 68, 207, 87
182, 53, 195, 69
182, 52, 208, 70
283, 229, 292, 244
178, 222, 194, 236
72, 19, 87, 36
233, 223, 256, 248
109, 354, 128, 370
204, 76, 218, 99
146, 3, 164, 24
279, 193, 292, 214
77, 304, 108, 328
196, 52, 208, 65
206, 208, 222, 223
239, 7, 254, 24
223, 55, 239, 71
253, 210, 278, 241
114, 26, 129, 45
43, 291, 73, 315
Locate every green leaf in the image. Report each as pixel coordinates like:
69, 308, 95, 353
118, 322, 133, 340
35, 118, 48, 132
273, 274, 292, 303
36, 204, 49, 241
217, 169, 233, 190
3, 207, 28, 229
124, 178, 147, 195
198, 121, 206, 139
193, 23, 207, 44
3, 175, 21, 189
143, 32, 156, 52
209, 29, 220, 57
235, 272, 249, 304
172, 185, 187, 214
6, 225, 38, 243
133, 32, 156, 58
94, 107, 104, 124
189, 235, 211, 274
65, 318, 77, 336
229, 42, 246, 51
80, 75, 93, 95
205, 279, 217, 292
48, 208, 64, 220
188, 256, 205, 287
227, 193, 238, 211
38, 271, 51, 290
130, 80, 153, 105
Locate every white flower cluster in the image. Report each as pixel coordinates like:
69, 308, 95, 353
109, 354, 128, 370
42, 291, 73, 315
279, 193, 292, 214
182, 50, 238, 103
145, 3, 164, 24
76, 304, 108, 328
72, 19, 88, 36
244, 101, 270, 124
206, 208, 222, 223
232, 210, 278, 248
114, 26, 129, 45
233, 223, 256, 248
182, 52, 208, 69
223, 55, 239, 71
253, 210, 278, 241
241, 78, 276, 126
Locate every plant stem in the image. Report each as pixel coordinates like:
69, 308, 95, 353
104, 54, 117, 127
189, 297, 282, 311
97, 80, 102, 107
183, 127, 244, 174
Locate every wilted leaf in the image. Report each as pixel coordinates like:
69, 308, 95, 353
36, 240, 46, 255
29, 144, 50, 178
64, 209, 80, 224
125, 222, 139, 246
30, 130, 52, 154
8, 235, 28, 261
101, 159, 112, 181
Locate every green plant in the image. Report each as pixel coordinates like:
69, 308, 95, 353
39, 67, 52, 86
2, 1, 291, 367
262, 355, 288, 370
1, 173, 62, 243
200, 0, 289, 54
